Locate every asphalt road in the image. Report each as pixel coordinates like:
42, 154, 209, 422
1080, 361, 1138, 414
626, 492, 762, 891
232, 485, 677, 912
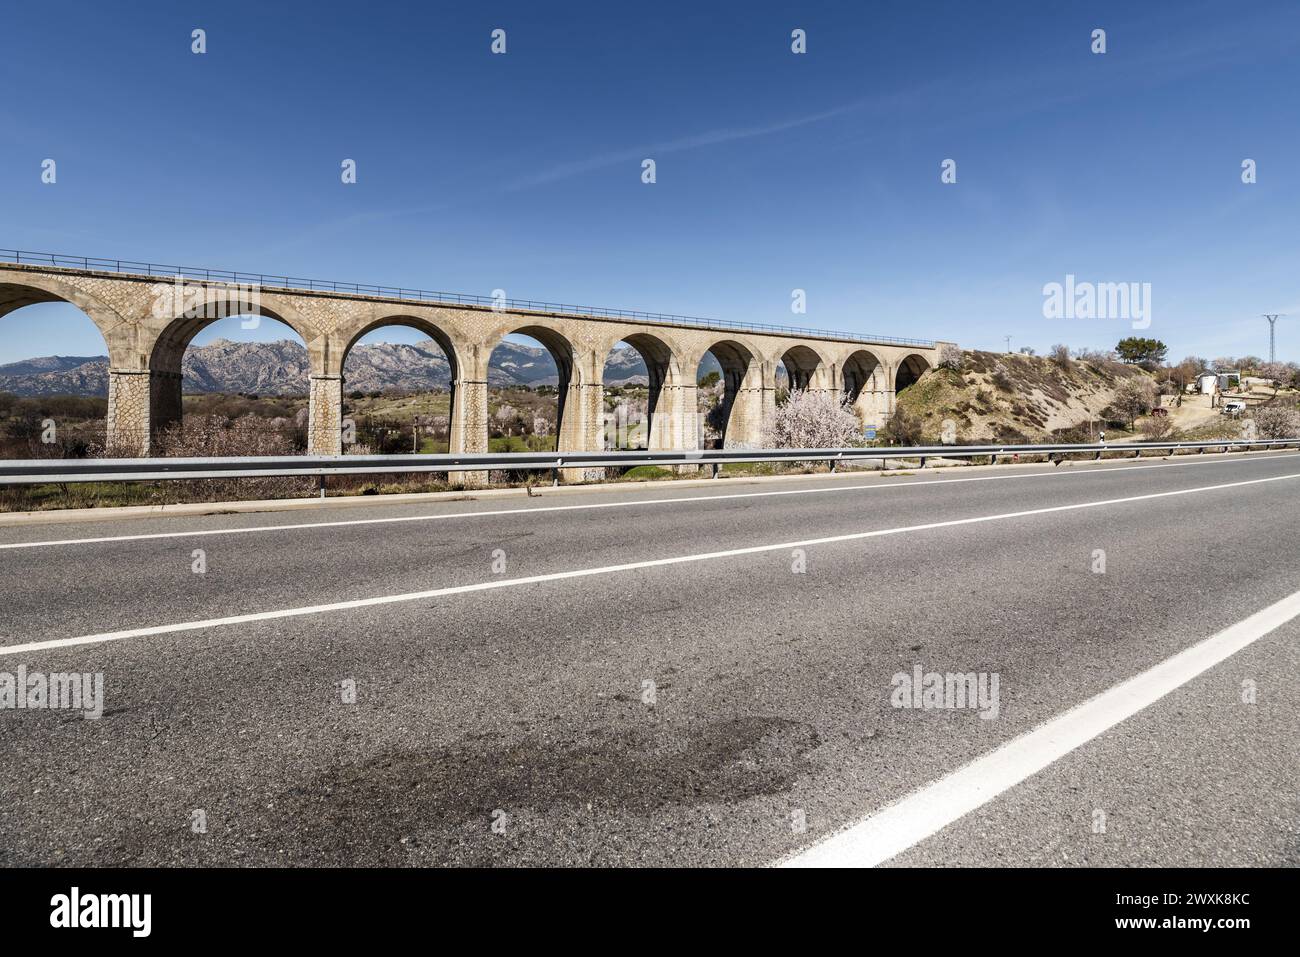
1, 450, 1298, 867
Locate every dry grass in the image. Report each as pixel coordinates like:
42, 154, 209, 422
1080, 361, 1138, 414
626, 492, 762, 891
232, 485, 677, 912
896, 350, 1150, 443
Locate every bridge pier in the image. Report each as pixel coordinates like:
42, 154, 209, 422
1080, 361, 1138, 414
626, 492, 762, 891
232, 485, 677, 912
308, 374, 343, 456
849, 387, 892, 428
671, 382, 703, 473
723, 366, 776, 448
105, 369, 153, 456
451, 377, 489, 486
724, 389, 771, 448
150, 370, 184, 428
558, 380, 605, 482
650, 382, 692, 451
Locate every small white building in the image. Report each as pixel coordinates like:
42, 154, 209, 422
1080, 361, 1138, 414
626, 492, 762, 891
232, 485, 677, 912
1195, 372, 1219, 395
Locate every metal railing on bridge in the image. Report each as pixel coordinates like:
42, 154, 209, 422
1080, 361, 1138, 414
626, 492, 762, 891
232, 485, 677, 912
0, 248, 936, 348
0, 438, 1296, 486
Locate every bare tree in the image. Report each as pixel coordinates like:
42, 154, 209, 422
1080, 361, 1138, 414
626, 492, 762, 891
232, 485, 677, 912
151, 414, 310, 499
1111, 377, 1156, 429
881, 406, 924, 445
1137, 415, 1175, 440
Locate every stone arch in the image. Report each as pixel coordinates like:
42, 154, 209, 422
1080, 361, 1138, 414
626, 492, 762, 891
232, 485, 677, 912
0, 273, 145, 452
334, 315, 466, 454
894, 352, 931, 393
483, 322, 586, 453
694, 338, 764, 448
601, 330, 685, 386
482, 319, 584, 379
338, 315, 463, 381
778, 343, 832, 394
599, 329, 686, 450
841, 349, 884, 401
147, 292, 315, 376
842, 348, 886, 422
144, 292, 316, 443
0, 273, 128, 358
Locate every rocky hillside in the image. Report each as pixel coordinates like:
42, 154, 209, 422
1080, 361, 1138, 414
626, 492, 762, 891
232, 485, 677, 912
0, 355, 110, 397
895, 350, 1150, 443
0, 339, 668, 397
179, 339, 312, 395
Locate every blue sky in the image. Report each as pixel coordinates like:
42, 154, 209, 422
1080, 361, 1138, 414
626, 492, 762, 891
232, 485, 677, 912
2, 0, 1299, 365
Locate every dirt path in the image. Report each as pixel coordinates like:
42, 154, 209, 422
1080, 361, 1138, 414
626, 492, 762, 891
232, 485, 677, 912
1164, 392, 1221, 432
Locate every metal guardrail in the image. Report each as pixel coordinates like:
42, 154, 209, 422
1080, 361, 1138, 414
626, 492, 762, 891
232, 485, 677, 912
0, 439, 1296, 486
0, 248, 936, 348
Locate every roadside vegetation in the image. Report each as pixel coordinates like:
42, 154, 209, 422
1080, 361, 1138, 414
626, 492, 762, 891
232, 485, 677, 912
3, 339, 1298, 513
895, 342, 1300, 447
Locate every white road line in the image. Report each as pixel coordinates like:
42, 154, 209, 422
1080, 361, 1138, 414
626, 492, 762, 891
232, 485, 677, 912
3, 468, 1298, 659
0, 450, 1292, 552
780, 585, 1300, 868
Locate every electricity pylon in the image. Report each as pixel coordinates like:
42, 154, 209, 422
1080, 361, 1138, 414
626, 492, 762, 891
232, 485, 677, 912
1263, 314, 1284, 364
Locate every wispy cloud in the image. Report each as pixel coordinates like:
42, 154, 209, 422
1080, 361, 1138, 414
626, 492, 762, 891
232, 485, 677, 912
502, 96, 904, 191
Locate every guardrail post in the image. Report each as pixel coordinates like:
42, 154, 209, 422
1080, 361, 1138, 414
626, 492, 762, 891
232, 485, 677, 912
711, 462, 720, 479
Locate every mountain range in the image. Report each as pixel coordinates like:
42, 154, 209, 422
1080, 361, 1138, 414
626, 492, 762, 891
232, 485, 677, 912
0, 338, 684, 397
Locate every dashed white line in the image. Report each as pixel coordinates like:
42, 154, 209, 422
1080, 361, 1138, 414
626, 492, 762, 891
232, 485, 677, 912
0, 450, 1292, 551
3, 467, 1298, 658
780, 585, 1300, 868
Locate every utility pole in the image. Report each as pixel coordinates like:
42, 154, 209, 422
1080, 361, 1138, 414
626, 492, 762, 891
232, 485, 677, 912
1263, 314, 1284, 364
1004, 335, 1012, 354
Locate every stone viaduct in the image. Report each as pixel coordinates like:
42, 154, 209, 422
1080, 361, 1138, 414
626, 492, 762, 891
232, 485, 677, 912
0, 259, 953, 463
